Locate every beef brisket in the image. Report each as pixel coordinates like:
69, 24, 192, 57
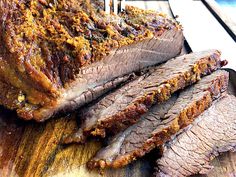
63, 50, 226, 144
86, 70, 229, 169
155, 94, 236, 177
0, 0, 183, 121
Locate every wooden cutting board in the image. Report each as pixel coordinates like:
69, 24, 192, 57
0, 108, 153, 177
1, 2, 236, 177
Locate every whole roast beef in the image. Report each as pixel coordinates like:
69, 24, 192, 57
0, 0, 183, 121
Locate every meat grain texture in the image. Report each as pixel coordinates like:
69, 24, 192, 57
0, 0, 183, 121
86, 70, 229, 169
155, 94, 236, 177
64, 50, 226, 144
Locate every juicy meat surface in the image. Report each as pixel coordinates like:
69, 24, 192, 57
63, 50, 226, 143
155, 94, 236, 177
86, 70, 229, 169
0, 0, 183, 121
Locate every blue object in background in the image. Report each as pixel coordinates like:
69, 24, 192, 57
216, 0, 236, 7
215, 0, 236, 22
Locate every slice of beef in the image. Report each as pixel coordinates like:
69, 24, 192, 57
155, 94, 236, 177
0, 1, 183, 121
63, 50, 227, 144
86, 70, 229, 169
0, 73, 134, 113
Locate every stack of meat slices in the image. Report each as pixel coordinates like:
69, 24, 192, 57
64, 49, 236, 176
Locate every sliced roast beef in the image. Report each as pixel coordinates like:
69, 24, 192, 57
155, 94, 236, 177
0, 1, 183, 121
86, 70, 229, 169
63, 50, 227, 144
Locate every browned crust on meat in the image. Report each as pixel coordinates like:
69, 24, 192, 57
84, 51, 226, 138
0, 0, 182, 121
87, 70, 229, 169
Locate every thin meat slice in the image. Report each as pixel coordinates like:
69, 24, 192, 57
0, 1, 183, 121
87, 70, 229, 169
63, 50, 227, 144
155, 94, 236, 177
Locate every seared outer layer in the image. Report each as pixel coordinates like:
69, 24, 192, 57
87, 70, 229, 169
156, 94, 236, 177
64, 50, 226, 143
0, 0, 182, 121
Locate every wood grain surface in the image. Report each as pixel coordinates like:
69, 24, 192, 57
0, 111, 154, 177
0, 1, 236, 177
